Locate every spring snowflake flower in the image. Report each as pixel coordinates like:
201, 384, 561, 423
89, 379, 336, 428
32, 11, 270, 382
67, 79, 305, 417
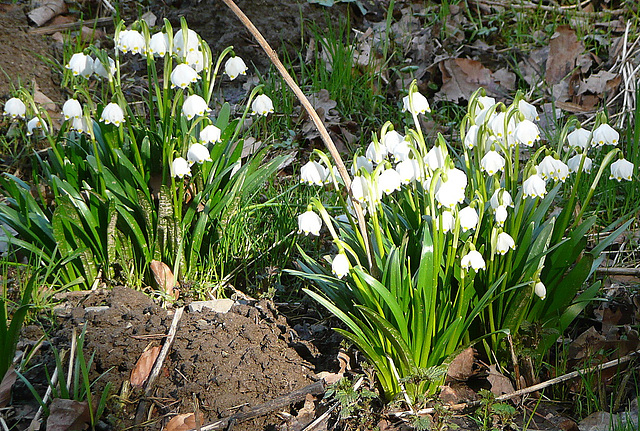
567, 154, 592, 173
424, 146, 445, 170
481, 150, 505, 175
148, 32, 169, 57
66, 53, 94, 77
435, 210, 455, 233
458, 206, 478, 232
93, 57, 115, 79
490, 188, 513, 209
391, 140, 411, 162
4, 97, 26, 119
518, 100, 539, 121
187, 143, 212, 165
365, 140, 388, 165
378, 168, 402, 195
171, 157, 191, 178
382, 130, 404, 153
489, 112, 515, 140
537, 155, 559, 181
331, 253, 350, 279
100, 103, 124, 126
534, 281, 546, 300
297, 210, 322, 236
173, 28, 200, 56
351, 176, 370, 203
567, 128, 591, 150
62, 99, 82, 120
522, 174, 547, 198
171, 63, 200, 89
186, 50, 205, 73
200, 125, 221, 144
555, 160, 569, 182
464, 125, 479, 149
609, 158, 634, 181
514, 120, 539, 147
351, 155, 374, 175
402, 92, 431, 115
71, 116, 91, 134
435, 180, 465, 209
300, 161, 328, 186
251, 94, 274, 116
461, 250, 486, 272
496, 232, 516, 255
395, 159, 419, 184
182, 95, 210, 120
495, 205, 508, 226
117, 30, 146, 54
224, 56, 248, 80
593, 124, 619, 147
26, 117, 47, 136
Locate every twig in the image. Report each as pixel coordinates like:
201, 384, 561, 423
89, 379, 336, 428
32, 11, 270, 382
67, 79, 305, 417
28, 17, 113, 35
475, 0, 628, 17
134, 307, 184, 424
219, 0, 374, 272
392, 349, 640, 419
595, 267, 640, 276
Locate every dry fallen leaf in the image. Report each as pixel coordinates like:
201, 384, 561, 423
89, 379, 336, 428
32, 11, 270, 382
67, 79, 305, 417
130, 345, 161, 388
447, 347, 476, 381
487, 364, 515, 397
569, 326, 606, 361
546, 25, 584, 85
437, 58, 515, 102
46, 398, 91, 431
150, 260, 178, 296
164, 412, 203, 431
0, 367, 17, 408
578, 71, 620, 96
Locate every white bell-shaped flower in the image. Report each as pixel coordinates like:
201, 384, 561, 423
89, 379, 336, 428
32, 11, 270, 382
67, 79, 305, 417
173, 28, 200, 56
117, 30, 146, 54
534, 281, 546, 300
522, 174, 547, 198
297, 210, 322, 236
567, 154, 592, 173
365, 140, 388, 165
300, 161, 328, 186
251, 94, 274, 116
26, 117, 48, 136
490, 188, 513, 209
331, 253, 350, 279
496, 232, 516, 255
610, 158, 634, 181
171, 63, 200, 89
171, 157, 191, 178
495, 205, 508, 226
461, 250, 485, 272
395, 159, 419, 184
444, 168, 468, 192
464, 125, 479, 149
148, 32, 169, 57
93, 57, 115, 79
351, 176, 370, 203
435, 180, 465, 209
489, 112, 515, 140
424, 146, 445, 170
480, 150, 505, 176
62, 99, 82, 120
537, 155, 559, 181
225, 56, 248, 80
66, 53, 93, 78
186, 50, 205, 73
71, 116, 91, 134
200, 125, 221, 144
391, 140, 411, 162
378, 168, 402, 195
351, 155, 373, 175
435, 210, 455, 233
402, 92, 431, 115
100, 103, 124, 126
514, 120, 539, 147
3, 97, 26, 119
593, 124, 619, 147
518, 100, 539, 121
555, 160, 570, 182
187, 143, 212, 165
567, 128, 591, 150
182, 95, 210, 120
382, 130, 404, 153
458, 206, 478, 232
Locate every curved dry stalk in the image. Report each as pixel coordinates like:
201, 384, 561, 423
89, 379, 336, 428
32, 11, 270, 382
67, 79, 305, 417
219, 0, 374, 270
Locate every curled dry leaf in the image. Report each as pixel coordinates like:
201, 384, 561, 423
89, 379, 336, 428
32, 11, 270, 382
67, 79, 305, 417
150, 260, 178, 297
0, 367, 17, 408
487, 364, 515, 397
164, 412, 204, 431
46, 398, 91, 431
447, 347, 476, 381
130, 345, 161, 388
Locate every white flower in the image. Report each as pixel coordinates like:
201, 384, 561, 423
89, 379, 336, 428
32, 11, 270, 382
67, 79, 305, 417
489, 112, 515, 140
225, 56, 248, 80
490, 188, 513, 209
171, 157, 191, 178
26, 117, 47, 136
117, 30, 146, 54
464, 125, 479, 149
378, 168, 401, 195
182, 95, 210, 120
610, 158, 634, 181
300, 161, 328, 186
396, 159, 419, 184
382, 130, 404, 153
567, 154, 592, 173
391, 140, 411, 162
555, 160, 569, 182
435, 180, 465, 209
534, 281, 546, 300
148, 32, 169, 57
173, 28, 200, 56
461, 250, 486, 272
93, 57, 115, 79
567, 128, 591, 150
297, 210, 322, 236
537, 155, 559, 181
593, 124, 619, 147
518, 100, 539, 121
100, 103, 124, 126
365, 140, 387, 165
251, 94, 274, 116
522, 174, 546, 198
458, 206, 478, 232
186, 50, 205, 73
171, 63, 200, 89
514, 120, 540, 147
200, 125, 221, 144
351, 155, 374, 175
443, 168, 468, 192
187, 143, 212, 165
3, 97, 26, 119
62, 99, 82, 120
480, 150, 505, 176
474, 96, 496, 116
435, 210, 455, 233
496, 232, 515, 255
495, 205, 508, 226
71, 116, 90, 134
66, 53, 93, 77
475, 106, 496, 125
424, 146, 445, 170
351, 176, 369, 203
331, 253, 350, 279
402, 92, 431, 115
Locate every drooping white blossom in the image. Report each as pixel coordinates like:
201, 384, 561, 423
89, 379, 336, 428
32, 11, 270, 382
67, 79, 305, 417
62, 99, 82, 120
567, 154, 593, 173
3, 97, 26, 119
171, 63, 200, 89
66, 53, 94, 78
593, 123, 619, 147
514, 120, 539, 147
522, 174, 547, 198
173, 28, 200, 56
182, 95, 210, 120
100, 103, 124, 126
461, 250, 486, 272
171, 157, 191, 178
567, 128, 591, 150
251, 94, 274, 116
480, 150, 505, 176
365, 140, 387, 165
224, 56, 248, 80
490, 188, 513, 209
297, 210, 322, 236
200, 125, 221, 144
26, 117, 48, 136
495, 205, 508, 226
610, 158, 634, 181
496, 232, 516, 255
148, 32, 169, 57
93, 57, 115, 79
117, 30, 146, 55
300, 161, 328, 186
534, 281, 546, 300
458, 206, 478, 232
378, 168, 402, 195
187, 143, 212, 165
351, 155, 374, 175
402, 91, 431, 115
331, 253, 350, 279
518, 100, 539, 122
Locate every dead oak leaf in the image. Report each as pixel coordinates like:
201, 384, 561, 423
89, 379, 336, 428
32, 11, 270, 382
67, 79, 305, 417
546, 25, 584, 85
163, 412, 204, 431
578, 71, 621, 96
487, 364, 515, 397
436, 58, 515, 102
447, 347, 476, 381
